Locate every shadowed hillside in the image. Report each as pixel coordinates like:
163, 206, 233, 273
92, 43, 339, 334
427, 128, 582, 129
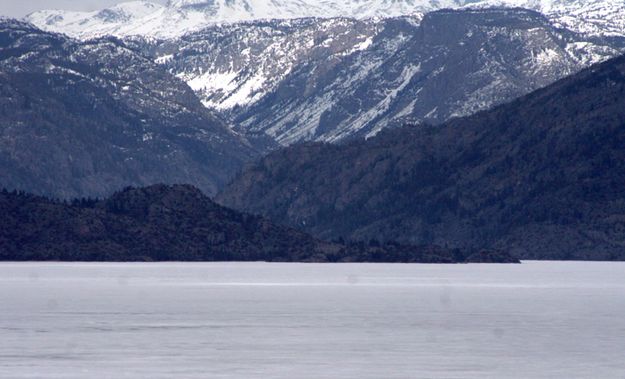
0, 19, 259, 199
0, 184, 517, 263
218, 54, 625, 261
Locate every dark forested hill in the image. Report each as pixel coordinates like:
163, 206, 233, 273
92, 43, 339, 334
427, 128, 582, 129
0, 19, 259, 199
0, 185, 517, 263
218, 54, 625, 261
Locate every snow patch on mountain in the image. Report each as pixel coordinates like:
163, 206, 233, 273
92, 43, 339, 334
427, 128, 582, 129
220, 9, 624, 145
151, 17, 381, 112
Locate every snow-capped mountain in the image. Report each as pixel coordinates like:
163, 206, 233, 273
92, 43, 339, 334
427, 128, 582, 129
142, 17, 381, 112
26, 0, 456, 39
27, 1, 167, 38
26, 0, 625, 39
20, 1, 625, 146
468, 0, 625, 37
139, 8, 623, 144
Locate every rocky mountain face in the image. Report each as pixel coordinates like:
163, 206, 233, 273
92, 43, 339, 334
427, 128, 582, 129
0, 20, 258, 199
218, 54, 625, 261
26, 2, 625, 146
145, 8, 624, 144
145, 17, 380, 112
0, 184, 518, 263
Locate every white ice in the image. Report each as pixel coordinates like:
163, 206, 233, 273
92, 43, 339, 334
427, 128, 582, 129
1, 261, 624, 378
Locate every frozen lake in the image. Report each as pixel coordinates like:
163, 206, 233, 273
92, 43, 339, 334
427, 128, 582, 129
1, 261, 624, 378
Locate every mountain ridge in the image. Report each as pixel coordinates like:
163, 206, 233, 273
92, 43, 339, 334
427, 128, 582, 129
0, 19, 259, 198
0, 184, 518, 263
146, 8, 623, 145
217, 53, 625, 261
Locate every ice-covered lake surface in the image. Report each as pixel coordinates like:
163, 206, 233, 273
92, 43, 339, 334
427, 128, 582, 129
1, 261, 625, 378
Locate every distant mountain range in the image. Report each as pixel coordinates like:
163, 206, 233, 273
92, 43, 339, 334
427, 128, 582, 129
22, 2, 625, 146
26, 0, 625, 39
2, 7, 625, 198
218, 53, 625, 261
0, 19, 260, 198
0, 184, 518, 263
159, 9, 618, 144
470, 0, 625, 37
25, 0, 447, 39
3, 2, 625, 262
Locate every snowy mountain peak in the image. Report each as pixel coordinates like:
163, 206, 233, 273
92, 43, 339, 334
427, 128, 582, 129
25, 0, 467, 40
467, 0, 625, 36
95, 1, 163, 21
167, 0, 214, 7
25, 0, 625, 39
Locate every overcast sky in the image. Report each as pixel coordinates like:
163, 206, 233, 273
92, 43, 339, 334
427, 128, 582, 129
1, 0, 168, 18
